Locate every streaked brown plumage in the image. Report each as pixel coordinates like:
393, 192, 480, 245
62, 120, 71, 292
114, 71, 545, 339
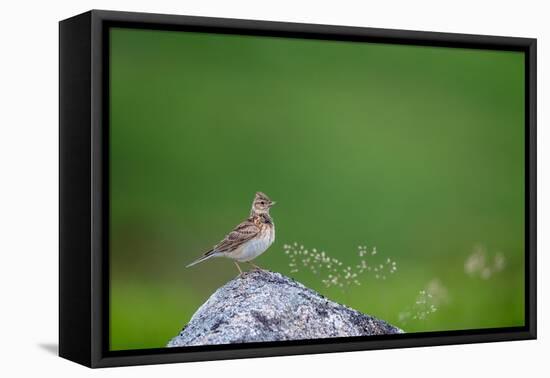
186, 192, 276, 274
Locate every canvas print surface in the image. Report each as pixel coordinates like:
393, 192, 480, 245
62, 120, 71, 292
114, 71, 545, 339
108, 27, 525, 351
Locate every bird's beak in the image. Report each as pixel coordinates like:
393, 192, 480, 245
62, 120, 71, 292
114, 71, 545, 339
270, 201, 276, 207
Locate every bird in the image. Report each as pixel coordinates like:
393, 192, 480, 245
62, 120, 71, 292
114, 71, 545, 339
186, 192, 276, 275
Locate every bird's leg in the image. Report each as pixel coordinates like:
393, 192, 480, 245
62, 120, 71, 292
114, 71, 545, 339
248, 261, 265, 272
234, 261, 244, 277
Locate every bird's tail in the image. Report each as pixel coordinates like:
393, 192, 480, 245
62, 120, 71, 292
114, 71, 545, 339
186, 249, 219, 268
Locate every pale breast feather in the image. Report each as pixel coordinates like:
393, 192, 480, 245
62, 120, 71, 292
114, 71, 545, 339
233, 224, 275, 262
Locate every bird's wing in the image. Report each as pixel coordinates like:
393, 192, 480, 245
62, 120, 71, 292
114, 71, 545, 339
214, 218, 260, 253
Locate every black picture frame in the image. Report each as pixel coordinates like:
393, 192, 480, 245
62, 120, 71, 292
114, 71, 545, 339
59, 9, 537, 368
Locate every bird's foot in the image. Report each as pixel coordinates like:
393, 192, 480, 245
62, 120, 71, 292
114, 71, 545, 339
234, 261, 245, 278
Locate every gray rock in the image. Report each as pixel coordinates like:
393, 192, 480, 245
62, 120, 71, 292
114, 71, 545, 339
168, 270, 403, 347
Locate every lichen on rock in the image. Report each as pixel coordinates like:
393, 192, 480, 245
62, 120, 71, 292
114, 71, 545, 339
168, 270, 403, 347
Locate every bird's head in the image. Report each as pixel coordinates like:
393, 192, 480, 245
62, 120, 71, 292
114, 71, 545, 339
251, 191, 276, 215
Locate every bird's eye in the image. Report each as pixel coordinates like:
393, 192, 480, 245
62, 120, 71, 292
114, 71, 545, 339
260, 201, 265, 205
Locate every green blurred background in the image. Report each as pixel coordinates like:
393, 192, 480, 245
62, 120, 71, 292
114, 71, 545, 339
109, 27, 525, 351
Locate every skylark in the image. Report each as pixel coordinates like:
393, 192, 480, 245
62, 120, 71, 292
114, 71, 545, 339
186, 192, 276, 275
